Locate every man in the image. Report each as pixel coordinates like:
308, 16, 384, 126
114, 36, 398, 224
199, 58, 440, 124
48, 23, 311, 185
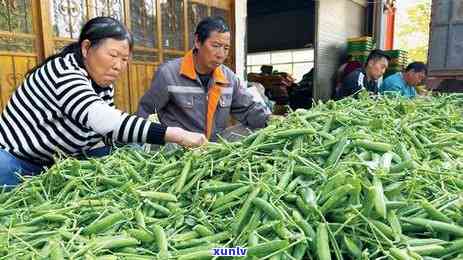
138, 16, 270, 141
380, 62, 427, 98
339, 49, 391, 98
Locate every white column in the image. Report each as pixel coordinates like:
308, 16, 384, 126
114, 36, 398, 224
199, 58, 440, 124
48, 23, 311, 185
375, 0, 387, 49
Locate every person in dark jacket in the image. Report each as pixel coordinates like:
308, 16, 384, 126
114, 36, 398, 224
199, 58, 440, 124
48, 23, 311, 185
334, 55, 362, 98
339, 49, 391, 98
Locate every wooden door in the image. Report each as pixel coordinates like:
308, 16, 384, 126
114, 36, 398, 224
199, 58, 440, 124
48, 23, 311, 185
0, 0, 38, 109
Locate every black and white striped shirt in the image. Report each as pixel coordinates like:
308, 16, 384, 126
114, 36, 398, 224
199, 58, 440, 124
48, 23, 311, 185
0, 53, 166, 165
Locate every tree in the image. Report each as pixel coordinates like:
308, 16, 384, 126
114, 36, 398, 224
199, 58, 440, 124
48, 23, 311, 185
396, 0, 431, 62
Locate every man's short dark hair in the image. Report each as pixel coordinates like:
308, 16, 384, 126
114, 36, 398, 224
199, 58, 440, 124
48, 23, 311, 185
366, 49, 391, 65
405, 61, 427, 74
195, 16, 230, 44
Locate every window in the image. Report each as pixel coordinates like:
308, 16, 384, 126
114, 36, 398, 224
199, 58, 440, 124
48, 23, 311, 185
246, 48, 314, 82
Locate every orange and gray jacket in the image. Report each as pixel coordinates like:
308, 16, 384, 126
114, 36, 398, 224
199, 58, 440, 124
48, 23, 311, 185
137, 50, 270, 141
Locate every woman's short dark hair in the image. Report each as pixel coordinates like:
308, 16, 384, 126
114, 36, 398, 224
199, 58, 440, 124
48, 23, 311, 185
194, 16, 230, 44
405, 61, 427, 74
28, 16, 132, 75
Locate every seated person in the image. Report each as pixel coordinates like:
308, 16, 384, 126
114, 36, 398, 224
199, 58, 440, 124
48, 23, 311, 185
339, 49, 391, 98
380, 62, 427, 98
334, 55, 362, 98
0, 17, 207, 187
138, 16, 270, 141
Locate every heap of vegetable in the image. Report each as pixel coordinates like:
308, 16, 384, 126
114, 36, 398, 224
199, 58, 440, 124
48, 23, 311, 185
2, 93, 463, 260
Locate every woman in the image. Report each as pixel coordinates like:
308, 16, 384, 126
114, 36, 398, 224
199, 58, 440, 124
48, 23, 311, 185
0, 17, 207, 186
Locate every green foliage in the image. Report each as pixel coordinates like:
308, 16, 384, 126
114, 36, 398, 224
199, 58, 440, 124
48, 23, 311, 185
396, 0, 431, 62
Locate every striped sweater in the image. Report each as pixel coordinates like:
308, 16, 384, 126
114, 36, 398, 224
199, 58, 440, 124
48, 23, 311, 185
0, 53, 166, 165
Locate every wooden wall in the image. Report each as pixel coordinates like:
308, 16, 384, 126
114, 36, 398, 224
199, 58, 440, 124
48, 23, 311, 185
0, 0, 234, 113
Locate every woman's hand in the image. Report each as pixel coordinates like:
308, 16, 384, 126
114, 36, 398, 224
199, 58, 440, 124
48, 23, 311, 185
165, 127, 208, 148
179, 130, 208, 148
